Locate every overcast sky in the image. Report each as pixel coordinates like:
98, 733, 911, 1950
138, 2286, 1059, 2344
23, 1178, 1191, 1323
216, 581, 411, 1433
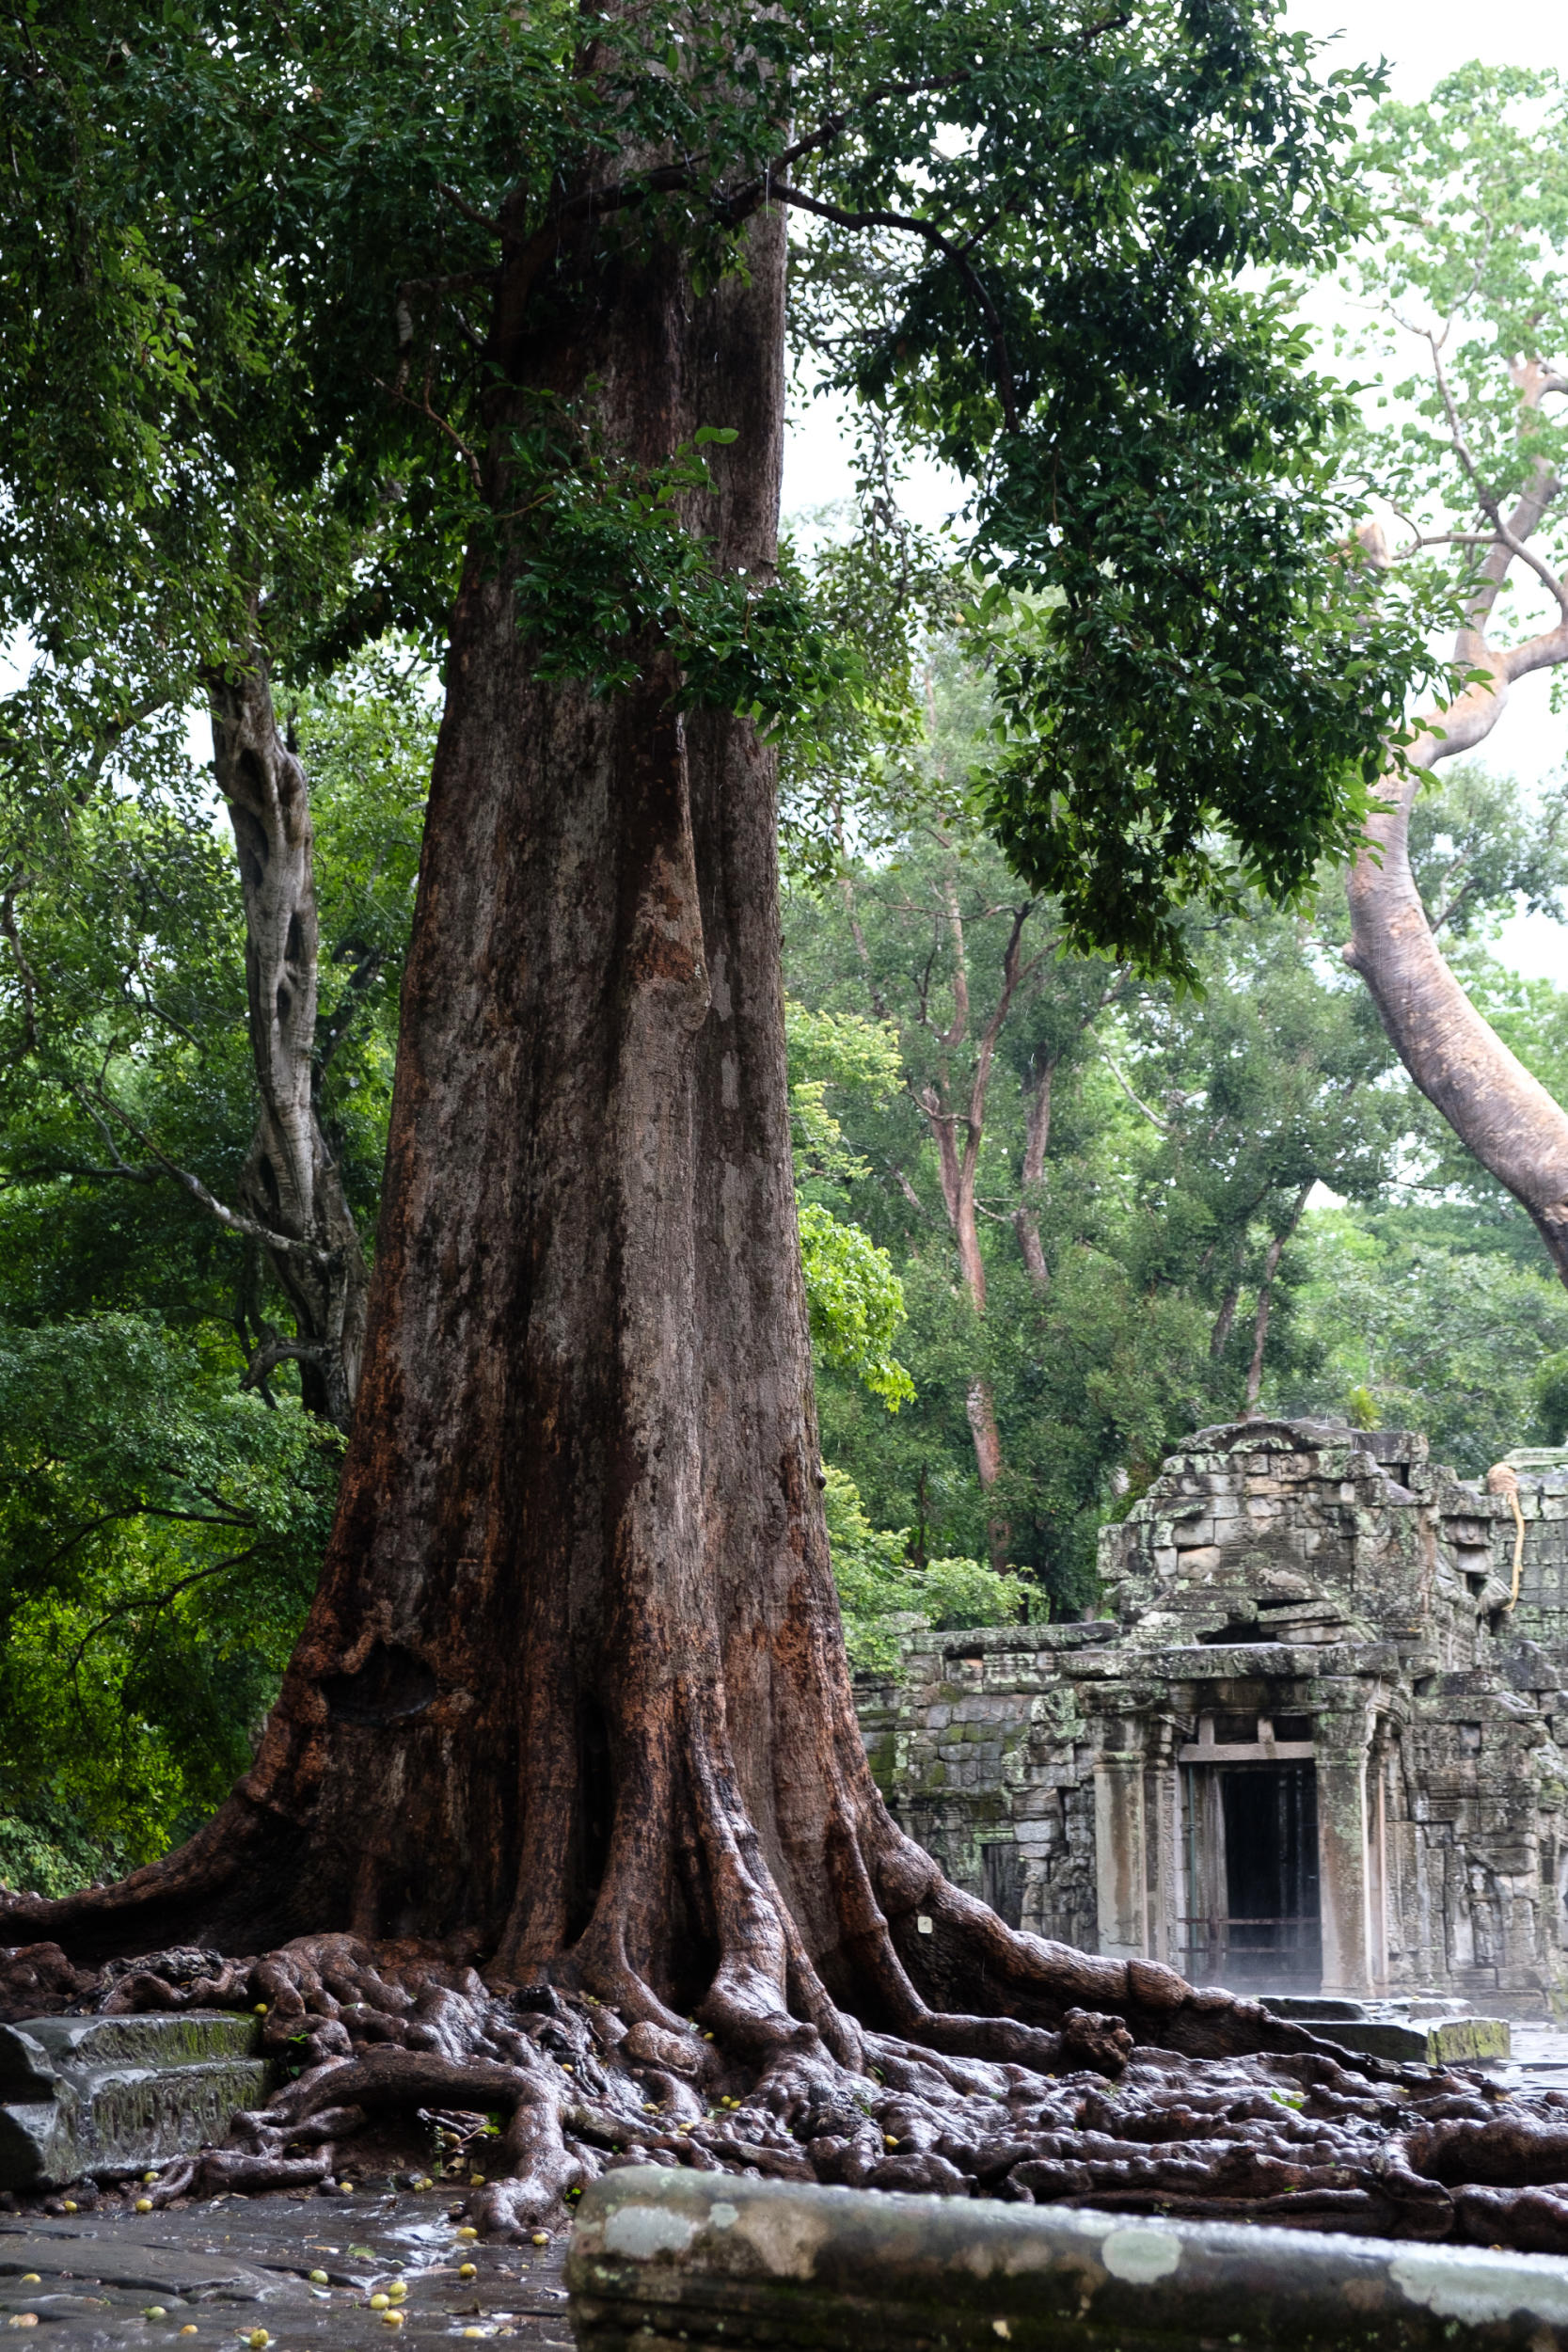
780, 3, 1568, 982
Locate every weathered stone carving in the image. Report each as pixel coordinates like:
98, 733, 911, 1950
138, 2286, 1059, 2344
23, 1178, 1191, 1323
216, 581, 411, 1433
0, 2011, 270, 2188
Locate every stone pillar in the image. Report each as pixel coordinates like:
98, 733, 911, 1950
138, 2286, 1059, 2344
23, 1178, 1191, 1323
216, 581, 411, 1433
1317, 1712, 1372, 1995
1095, 1742, 1148, 1960
1145, 1724, 1182, 1968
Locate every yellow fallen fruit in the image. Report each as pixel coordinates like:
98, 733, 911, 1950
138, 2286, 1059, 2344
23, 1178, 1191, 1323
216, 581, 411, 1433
60, 2202, 77, 2214
455, 2226, 478, 2241
387, 2281, 406, 2302
135, 2198, 153, 2213
7, 2317, 38, 2330
309, 2270, 328, 2284
245, 2335, 270, 2350
531, 2232, 548, 2246
469, 2172, 484, 2185
144, 2170, 157, 2183
381, 2314, 404, 2329
370, 2293, 389, 2310
253, 2003, 268, 2015
144, 2308, 168, 2320
459, 2262, 477, 2279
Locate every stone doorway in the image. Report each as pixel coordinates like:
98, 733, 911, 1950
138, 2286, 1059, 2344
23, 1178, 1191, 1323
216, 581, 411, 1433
1181, 1759, 1322, 1991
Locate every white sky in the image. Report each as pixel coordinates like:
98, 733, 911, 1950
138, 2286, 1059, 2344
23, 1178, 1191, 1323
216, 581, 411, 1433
780, 0, 1568, 986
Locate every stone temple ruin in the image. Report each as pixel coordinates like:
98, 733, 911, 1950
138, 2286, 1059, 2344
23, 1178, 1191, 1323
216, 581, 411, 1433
857, 1420, 1568, 2015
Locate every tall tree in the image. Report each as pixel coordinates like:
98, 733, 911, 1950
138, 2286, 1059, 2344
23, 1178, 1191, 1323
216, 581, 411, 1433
1334, 68, 1568, 1280
831, 811, 1122, 1561
0, 0, 1463, 2234
0, 3, 463, 1423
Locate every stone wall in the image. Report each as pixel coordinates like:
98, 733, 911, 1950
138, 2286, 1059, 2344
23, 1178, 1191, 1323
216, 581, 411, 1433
855, 1423, 1568, 2014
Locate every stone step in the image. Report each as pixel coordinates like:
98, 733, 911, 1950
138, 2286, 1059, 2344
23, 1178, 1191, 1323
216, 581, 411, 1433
1260, 2005, 1509, 2065
0, 2010, 262, 2095
1259, 1994, 1370, 2022
0, 2010, 270, 2190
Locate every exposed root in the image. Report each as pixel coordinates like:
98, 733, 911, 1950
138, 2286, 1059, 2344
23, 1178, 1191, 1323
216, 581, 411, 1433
3, 1929, 1565, 2255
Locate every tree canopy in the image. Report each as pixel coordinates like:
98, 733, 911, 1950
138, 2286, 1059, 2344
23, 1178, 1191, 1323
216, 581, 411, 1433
4, 0, 1441, 971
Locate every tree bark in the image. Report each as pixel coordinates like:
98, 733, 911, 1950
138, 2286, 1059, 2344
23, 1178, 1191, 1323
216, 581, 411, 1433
208, 658, 369, 1427
1345, 439, 1568, 1283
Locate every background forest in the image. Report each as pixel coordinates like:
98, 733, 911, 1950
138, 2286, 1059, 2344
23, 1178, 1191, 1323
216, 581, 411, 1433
2, 50, 1567, 1897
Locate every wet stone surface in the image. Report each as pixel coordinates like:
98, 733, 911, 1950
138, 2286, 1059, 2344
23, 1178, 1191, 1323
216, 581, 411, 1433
0, 2189, 571, 2346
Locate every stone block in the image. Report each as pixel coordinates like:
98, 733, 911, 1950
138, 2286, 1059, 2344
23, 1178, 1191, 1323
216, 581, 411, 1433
1259, 2010, 1509, 2064
568, 2164, 1568, 2351
0, 2009, 270, 2189
1175, 1546, 1222, 1573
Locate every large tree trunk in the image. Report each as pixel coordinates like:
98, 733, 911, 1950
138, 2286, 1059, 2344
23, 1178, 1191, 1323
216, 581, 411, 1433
0, 194, 1295, 2082
209, 658, 369, 1426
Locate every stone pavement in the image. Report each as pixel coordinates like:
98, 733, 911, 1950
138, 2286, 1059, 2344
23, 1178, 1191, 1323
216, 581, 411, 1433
0, 2190, 572, 2346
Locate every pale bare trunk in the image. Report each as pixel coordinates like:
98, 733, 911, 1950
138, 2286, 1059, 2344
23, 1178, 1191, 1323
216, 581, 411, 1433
913, 902, 1038, 1572
1345, 429, 1568, 1284
208, 659, 370, 1427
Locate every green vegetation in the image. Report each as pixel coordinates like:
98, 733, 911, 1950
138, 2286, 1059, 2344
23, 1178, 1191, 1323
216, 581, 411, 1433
0, 662, 428, 1873
824, 1469, 1027, 1672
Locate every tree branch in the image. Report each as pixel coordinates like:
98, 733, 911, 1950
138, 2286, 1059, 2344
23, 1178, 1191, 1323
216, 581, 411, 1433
65, 1549, 261, 1698
1428, 333, 1568, 627
1102, 1052, 1168, 1134
241, 1334, 325, 1394
769, 183, 1022, 434
72, 1083, 331, 1264
315, 942, 387, 1082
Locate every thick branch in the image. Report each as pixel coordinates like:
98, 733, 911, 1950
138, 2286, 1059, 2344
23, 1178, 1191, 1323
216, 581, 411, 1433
769, 183, 1022, 434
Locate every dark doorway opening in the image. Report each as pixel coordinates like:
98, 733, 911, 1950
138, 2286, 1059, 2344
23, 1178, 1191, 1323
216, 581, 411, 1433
1182, 1762, 1321, 1991
981, 1840, 1025, 1931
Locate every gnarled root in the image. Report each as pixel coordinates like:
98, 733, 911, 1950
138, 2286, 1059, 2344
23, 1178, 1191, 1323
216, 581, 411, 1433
4, 1926, 1565, 2257
0, 1757, 1554, 2251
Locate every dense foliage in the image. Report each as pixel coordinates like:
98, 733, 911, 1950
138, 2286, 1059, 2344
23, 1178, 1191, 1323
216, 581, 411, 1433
0, 666, 428, 1885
